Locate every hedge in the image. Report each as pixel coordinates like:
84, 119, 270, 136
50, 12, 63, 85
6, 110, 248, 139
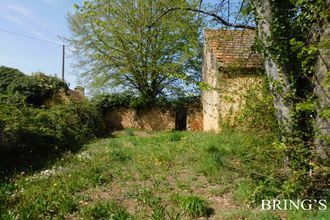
0, 67, 103, 175
0, 94, 103, 174
7, 72, 69, 106
0, 66, 25, 93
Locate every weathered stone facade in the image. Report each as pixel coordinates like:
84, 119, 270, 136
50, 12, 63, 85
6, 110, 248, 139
105, 107, 176, 131
202, 38, 221, 132
202, 30, 262, 132
105, 106, 203, 132
187, 107, 203, 131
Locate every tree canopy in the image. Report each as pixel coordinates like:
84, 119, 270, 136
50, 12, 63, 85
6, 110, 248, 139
68, 0, 202, 101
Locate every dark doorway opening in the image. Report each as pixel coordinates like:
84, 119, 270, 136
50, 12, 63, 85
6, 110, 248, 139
175, 108, 187, 130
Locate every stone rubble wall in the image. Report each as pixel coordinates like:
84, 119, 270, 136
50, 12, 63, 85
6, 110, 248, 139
187, 107, 203, 131
105, 107, 176, 131
105, 106, 203, 131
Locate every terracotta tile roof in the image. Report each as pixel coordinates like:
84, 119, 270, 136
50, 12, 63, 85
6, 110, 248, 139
204, 29, 262, 68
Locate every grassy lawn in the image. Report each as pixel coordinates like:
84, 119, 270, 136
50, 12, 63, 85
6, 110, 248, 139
0, 130, 329, 219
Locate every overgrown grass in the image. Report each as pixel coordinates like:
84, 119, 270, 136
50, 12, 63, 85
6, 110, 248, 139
0, 130, 328, 219
80, 201, 132, 219
173, 194, 213, 218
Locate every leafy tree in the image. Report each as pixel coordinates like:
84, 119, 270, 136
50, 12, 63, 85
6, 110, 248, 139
67, 0, 202, 101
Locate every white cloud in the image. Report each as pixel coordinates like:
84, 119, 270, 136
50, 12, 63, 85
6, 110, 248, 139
0, 2, 69, 46
7, 4, 34, 19
2, 15, 24, 25
1, 4, 52, 40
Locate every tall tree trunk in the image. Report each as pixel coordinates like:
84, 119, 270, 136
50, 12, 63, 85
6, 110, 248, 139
252, 0, 292, 140
314, 17, 330, 160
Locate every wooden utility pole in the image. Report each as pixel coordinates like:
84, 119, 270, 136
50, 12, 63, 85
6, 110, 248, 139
62, 44, 65, 81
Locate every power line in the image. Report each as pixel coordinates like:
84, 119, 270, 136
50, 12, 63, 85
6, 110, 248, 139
0, 28, 62, 46
0, 28, 67, 81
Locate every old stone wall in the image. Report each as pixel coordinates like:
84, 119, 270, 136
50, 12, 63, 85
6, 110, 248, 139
202, 70, 261, 132
105, 106, 204, 132
218, 74, 262, 126
187, 107, 203, 131
105, 107, 176, 131
202, 33, 221, 132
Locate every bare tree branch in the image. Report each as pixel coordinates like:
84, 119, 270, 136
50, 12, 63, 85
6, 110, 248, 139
149, 7, 256, 30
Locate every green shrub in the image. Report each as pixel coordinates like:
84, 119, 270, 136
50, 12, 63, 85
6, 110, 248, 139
0, 67, 103, 176
0, 66, 25, 93
0, 96, 103, 174
7, 72, 68, 106
92, 92, 134, 113
92, 92, 200, 114
0, 97, 100, 150
240, 77, 278, 134
240, 140, 287, 204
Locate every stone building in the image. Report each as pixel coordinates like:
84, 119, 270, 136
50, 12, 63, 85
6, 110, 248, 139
202, 29, 262, 132
103, 29, 262, 132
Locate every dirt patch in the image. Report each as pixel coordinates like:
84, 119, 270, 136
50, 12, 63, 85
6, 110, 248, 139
164, 169, 238, 218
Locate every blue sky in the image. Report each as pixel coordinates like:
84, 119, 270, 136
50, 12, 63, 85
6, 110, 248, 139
0, 0, 218, 90
0, 0, 84, 89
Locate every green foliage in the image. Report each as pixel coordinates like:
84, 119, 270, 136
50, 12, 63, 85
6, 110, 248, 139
0, 95, 102, 175
92, 92, 200, 115
320, 107, 330, 120
0, 66, 104, 175
92, 92, 135, 113
0, 66, 25, 93
68, 0, 202, 101
252, 0, 329, 201
199, 144, 226, 178
109, 147, 132, 162
81, 201, 132, 220
7, 72, 68, 106
241, 142, 286, 203
169, 131, 183, 142
240, 77, 278, 133
295, 99, 316, 114
17, 190, 79, 219
174, 194, 213, 218
1, 130, 327, 218
151, 203, 166, 220
0, 66, 69, 106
